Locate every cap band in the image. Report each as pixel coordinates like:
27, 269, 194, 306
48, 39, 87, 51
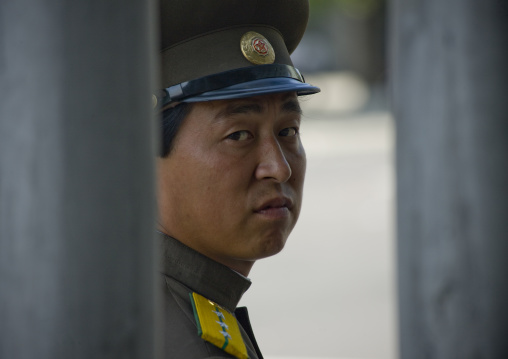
160, 64, 305, 106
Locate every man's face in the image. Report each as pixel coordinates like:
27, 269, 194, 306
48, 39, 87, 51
157, 92, 306, 275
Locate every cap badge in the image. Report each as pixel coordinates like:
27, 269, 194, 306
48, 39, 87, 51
240, 31, 275, 65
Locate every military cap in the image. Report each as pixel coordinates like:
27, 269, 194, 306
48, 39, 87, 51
157, 0, 320, 107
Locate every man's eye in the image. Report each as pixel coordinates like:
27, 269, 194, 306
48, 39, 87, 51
279, 127, 299, 137
227, 130, 251, 141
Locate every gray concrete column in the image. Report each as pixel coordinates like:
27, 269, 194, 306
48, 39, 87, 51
0, 1, 157, 358
391, 0, 508, 358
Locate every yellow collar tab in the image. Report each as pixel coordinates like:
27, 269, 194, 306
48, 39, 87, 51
190, 292, 248, 359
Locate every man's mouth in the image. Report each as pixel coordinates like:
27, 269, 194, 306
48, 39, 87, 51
254, 197, 293, 218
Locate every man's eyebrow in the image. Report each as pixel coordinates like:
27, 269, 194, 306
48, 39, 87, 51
216, 103, 263, 119
214, 97, 302, 121
281, 98, 302, 115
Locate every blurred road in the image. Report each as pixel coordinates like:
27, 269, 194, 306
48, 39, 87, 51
239, 73, 397, 359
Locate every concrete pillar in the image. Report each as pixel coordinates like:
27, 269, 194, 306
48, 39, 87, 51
0, 1, 157, 358
391, 0, 508, 357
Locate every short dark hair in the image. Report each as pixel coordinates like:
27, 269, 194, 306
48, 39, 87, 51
159, 102, 193, 157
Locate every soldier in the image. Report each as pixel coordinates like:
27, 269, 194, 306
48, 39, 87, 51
156, 1, 320, 358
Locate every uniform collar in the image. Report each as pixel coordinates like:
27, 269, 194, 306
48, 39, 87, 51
158, 232, 252, 312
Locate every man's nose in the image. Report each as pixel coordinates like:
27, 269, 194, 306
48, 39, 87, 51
255, 137, 292, 183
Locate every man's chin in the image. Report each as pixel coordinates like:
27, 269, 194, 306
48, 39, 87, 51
249, 235, 288, 260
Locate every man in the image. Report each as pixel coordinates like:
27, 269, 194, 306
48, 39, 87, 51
156, 1, 319, 358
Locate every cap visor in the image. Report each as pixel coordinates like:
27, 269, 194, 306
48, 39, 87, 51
182, 78, 320, 103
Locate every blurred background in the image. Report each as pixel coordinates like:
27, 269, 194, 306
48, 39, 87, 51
239, 1, 396, 358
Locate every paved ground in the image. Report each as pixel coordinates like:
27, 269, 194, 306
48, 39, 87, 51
239, 74, 397, 359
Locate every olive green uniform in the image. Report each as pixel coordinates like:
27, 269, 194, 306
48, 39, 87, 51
159, 233, 263, 358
